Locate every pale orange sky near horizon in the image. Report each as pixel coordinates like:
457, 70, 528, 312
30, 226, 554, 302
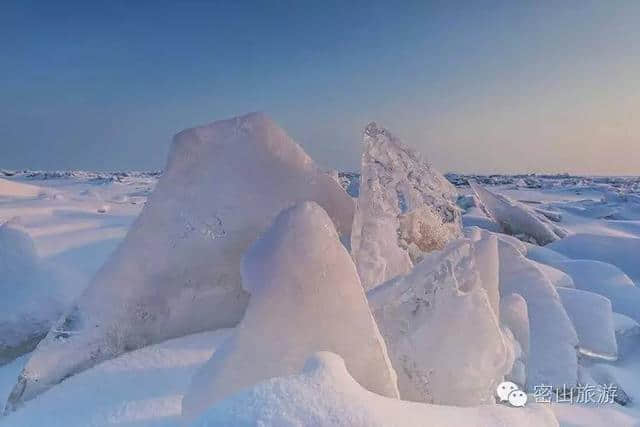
397, 65, 640, 176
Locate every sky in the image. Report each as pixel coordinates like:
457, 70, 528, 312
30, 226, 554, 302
1, 0, 639, 175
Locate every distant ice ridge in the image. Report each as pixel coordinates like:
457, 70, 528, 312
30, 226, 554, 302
446, 172, 640, 194
192, 352, 559, 427
470, 181, 566, 245
182, 202, 398, 421
334, 172, 640, 199
4, 112, 355, 411
1, 169, 161, 183
351, 122, 462, 290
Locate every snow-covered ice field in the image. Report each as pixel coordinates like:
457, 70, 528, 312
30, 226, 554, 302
1, 169, 639, 426
1, 117, 640, 426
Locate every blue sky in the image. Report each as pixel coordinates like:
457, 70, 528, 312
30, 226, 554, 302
1, 1, 639, 174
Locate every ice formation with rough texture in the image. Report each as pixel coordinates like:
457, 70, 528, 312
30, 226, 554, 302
470, 181, 566, 245
182, 202, 398, 421
498, 241, 578, 390
351, 122, 461, 290
367, 236, 512, 405
4, 112, 355, 411
192, 352, 559, 427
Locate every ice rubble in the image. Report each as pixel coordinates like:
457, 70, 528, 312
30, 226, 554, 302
557, 288, 617, 360
181, 202, 398, 421
192, 352, 559, 427
351, 122, 461, 290
0, 221, 61, 365
4, 112, 355, 411
497, 241, 579, 390
367, 236, 512, 405
470, 181, 566, 245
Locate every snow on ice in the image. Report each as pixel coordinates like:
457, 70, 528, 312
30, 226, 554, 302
4, 112, 355, 410
557, 288, 617, 360
192, 352, 558, 427
182, 202, 398, 421
2, 121, 640, 425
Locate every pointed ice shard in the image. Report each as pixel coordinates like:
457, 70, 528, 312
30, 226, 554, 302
472, 233, 500, 316
367, 236, 512, 406
500, 293, 530, 361
351, 122, 461, 290
181, 202, 398, 421
470, 181, 566, 245
500, 293, 530, 387
4, 113, 355, 412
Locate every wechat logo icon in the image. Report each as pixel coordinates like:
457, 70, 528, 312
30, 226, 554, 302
497, 381, 528, 407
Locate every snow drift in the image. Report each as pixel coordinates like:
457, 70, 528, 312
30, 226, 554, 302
351, 122, 461, 290
182, 202, 398, 421
0, 221, 62, 366
0, 178, 45, 199
0, 330, 232, 427
192, 351, 559, 427
557, 288, 617, 360
531, 256, 640, 324
4, 112, 355, 411
548, 233, 640, 284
